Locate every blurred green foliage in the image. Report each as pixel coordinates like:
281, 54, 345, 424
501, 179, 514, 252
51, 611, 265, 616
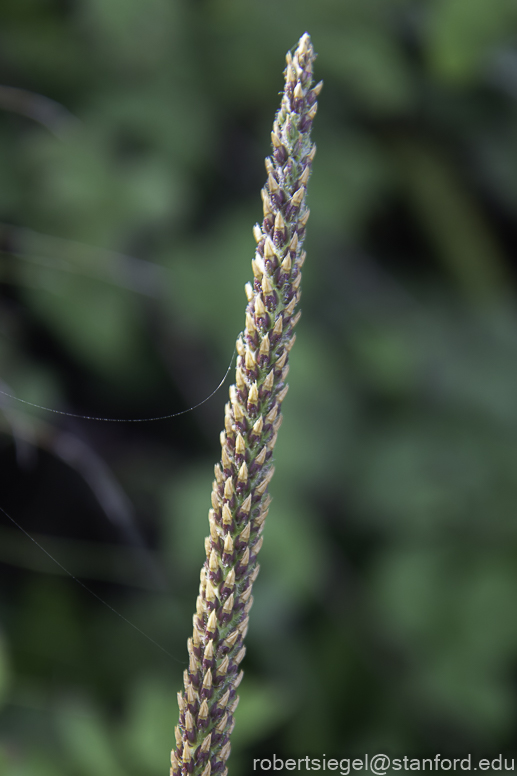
1, 1, 517, 774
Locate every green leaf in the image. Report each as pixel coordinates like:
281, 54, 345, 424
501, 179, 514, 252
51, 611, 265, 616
122, 677, 176, 776
426, 0, 517, 82
0, 634, 10, 710
320, 26, 415, 113
21, 276, 146, 379
57, 700, 127, 776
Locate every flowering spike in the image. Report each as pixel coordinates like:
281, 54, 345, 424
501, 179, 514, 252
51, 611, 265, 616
235, 367, 246, 391
271, 131, 282, 147
224, 630, 239, 649
206, 610, 217, 634
265, 404, 278, 424
312, 80, 323, 97
172, 32, 319, 774
253, 509, 267, 529
254, 295, 266, 317
281, 253, 292, 274
223, 477, 234, 500
252, 416, 264, 436
277, 384, 289, 404
221, 447, 232, 472
236, 337, 245, 356
239, 494, 252, 516
289, 232, 299, 254
252, 536, 264, 556
205, 579, 216, 604
263, 369, 274, 393
299, 165, 311, 187
200, 733, 212, 754
238, 547, 250, 571
248, 382, 259, 405
215, 713, 229, 734
224, 568, 236, 589
284, 295, 297, 317
245, 310, 257, 334
259, 334, 270, 357
239, 523, 251, 544
255, 468, 275, 496
240, 585, 253, 605
235, 646, 246, 665
235, 433, 246, 455
264, 237, 276, 262
223, 534, 234, 554
261, 187, 273, 218
251, 259, 262, 279
275, 350, 288, 370
202, 669, 212, 691
222, 503, 232, 526
294, 82, 304, 100
231, 398, 244, 424
255, 446, 267, 467
262, 274, 273, 296
274, 211, 285, 234
245, 349, 256, 371
222, 593, 234, 616
272, 316, 283, 338
204, 640, 214, 662
217, 655, 230, 677
290, 187, 305, 209
267, 172, 279, 195
238, 461, 248, 483
307, 103, 318, 121
185, 710, 194, 732
209, 513, 219, 542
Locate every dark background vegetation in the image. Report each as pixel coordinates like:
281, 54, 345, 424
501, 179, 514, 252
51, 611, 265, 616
1, 0, 517, 773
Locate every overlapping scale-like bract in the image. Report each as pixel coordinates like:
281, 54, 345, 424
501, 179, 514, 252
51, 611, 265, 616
171, 32, 320, 776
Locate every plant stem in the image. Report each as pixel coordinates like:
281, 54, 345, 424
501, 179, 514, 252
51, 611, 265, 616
171, 32, 320, 776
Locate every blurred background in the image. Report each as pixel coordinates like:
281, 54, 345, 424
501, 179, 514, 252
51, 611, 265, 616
1, 0, 517, 773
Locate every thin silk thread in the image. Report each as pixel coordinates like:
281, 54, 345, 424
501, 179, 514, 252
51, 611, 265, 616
0, 350, 235, 422
0, 350, 233, 659
0, 504, 185, 664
